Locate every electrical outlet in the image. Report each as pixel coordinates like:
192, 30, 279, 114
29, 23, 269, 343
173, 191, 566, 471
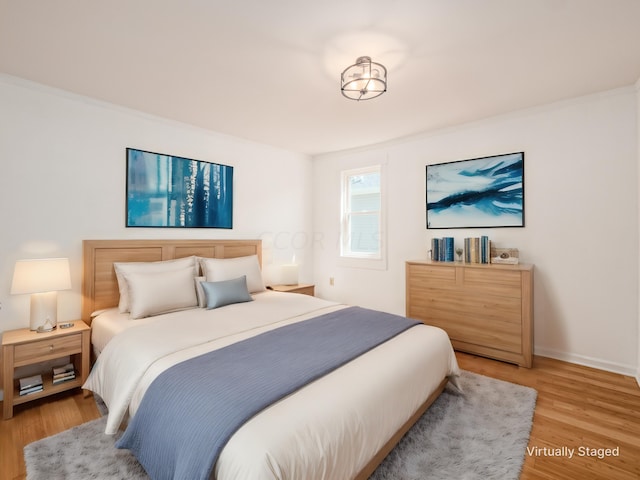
329, 277, 334, 286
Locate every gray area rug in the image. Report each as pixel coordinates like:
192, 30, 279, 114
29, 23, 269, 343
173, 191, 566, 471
24, 370, 536, 480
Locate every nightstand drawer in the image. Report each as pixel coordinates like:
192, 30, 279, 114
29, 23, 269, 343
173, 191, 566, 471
288, 285, 315, 296
14, 334, 82, 365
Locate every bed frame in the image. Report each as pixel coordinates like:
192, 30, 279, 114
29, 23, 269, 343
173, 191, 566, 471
355, 376, 447, 479
81, 238, 447, 479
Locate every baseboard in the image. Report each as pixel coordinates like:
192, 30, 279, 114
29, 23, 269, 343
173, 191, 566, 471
535, 347, 637, 377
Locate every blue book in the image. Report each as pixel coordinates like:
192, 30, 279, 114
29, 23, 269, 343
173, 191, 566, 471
481, 236, 489, 264
443, 237, 454, 262
431, 238, 441, 261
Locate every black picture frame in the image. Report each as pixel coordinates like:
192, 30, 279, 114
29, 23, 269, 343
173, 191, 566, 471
426, 152, 524, 229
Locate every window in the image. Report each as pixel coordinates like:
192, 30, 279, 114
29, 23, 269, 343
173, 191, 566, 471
340, 165, 383, 260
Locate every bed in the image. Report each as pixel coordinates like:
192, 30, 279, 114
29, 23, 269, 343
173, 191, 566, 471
81, 239, 460, 480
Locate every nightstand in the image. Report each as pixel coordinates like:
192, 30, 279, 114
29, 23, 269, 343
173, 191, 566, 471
2, 321, 90, 419
270, 284, 315, 296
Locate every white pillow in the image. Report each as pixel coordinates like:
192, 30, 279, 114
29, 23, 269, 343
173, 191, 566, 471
114, 256, 197, 313
200, 255, 265, 293
125, 267, 198, 320
194, 276, 206, 308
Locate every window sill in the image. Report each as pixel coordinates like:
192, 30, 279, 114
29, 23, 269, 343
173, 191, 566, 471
337, 255, 387, 271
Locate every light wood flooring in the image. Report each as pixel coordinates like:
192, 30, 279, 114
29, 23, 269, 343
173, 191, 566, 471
1, 352, 639, 480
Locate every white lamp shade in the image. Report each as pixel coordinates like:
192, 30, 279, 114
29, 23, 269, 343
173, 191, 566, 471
280, 264, 299, 285
11, 258, 72, 295
11, 258, 71, 331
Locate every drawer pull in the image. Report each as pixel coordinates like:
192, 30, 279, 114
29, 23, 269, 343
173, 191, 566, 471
49, 345, 54, 351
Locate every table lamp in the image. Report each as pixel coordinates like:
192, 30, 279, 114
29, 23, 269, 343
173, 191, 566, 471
10, 258, 72, 332
280, 262, 299, 285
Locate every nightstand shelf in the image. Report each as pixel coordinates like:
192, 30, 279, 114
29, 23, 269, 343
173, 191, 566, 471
2, 321, 90, 419
269, 284, 315, 296
11, 372, 84, 407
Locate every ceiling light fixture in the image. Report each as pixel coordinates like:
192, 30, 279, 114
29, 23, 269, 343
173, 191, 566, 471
341, 56, 387, 101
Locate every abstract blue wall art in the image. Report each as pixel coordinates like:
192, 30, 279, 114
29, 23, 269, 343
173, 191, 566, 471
426, 152, 524, 229
126, 148, 233, 228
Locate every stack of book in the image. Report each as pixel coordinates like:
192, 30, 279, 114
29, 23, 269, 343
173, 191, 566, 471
52, 363, 76, 385
464, 236, 491, 264
432, 235, 508, 264
430, 236, 455, 262
19, 374, 43, 396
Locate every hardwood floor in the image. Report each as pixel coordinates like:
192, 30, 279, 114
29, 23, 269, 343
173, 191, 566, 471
1, 353, 639, 480
456, 353, 640, 480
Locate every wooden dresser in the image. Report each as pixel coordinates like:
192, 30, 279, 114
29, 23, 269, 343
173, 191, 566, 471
406, 260, 533, 367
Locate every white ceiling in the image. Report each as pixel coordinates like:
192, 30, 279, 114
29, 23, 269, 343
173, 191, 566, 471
2, 0, 640, 155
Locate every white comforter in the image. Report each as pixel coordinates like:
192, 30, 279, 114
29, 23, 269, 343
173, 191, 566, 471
84, 291, 460, 480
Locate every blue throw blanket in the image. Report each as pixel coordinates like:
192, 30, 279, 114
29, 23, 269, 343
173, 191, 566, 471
116, 306, 420, 480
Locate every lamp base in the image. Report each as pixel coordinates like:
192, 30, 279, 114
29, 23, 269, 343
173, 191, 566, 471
30, 291, 58, 332
36, 324, 57, 333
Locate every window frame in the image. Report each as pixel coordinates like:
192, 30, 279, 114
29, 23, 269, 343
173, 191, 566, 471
339, 164, 387, 269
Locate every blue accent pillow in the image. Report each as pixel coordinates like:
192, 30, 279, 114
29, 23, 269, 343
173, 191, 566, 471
201, 276, 253, 309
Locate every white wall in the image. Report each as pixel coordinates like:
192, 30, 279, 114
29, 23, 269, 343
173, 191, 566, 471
0, 75, 313, 333
1, 74, 638, 380
313, 87, 639, 376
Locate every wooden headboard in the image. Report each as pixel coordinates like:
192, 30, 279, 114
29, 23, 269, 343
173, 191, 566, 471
82, 239, 262, 324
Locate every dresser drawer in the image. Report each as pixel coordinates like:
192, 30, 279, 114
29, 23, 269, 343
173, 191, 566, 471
406, 260, 533, 367
13, 334, 82, 365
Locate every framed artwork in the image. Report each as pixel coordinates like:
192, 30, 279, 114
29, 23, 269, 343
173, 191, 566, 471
426, 152, 524, 229
126, 148, 233, 228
